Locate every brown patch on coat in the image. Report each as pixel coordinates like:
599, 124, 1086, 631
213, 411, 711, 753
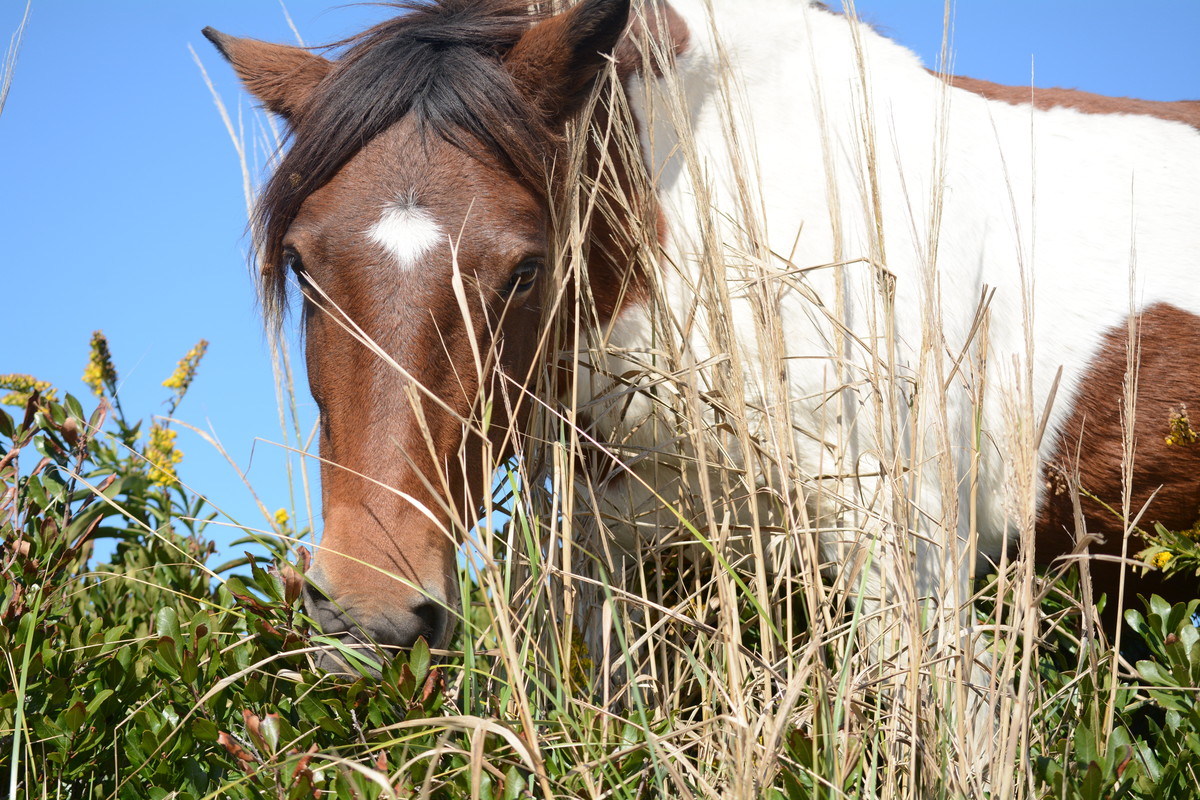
1036, 304, 1200, 626
942, 72, 1200, 130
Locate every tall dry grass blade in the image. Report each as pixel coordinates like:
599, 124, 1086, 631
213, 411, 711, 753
0, 0, 30, 121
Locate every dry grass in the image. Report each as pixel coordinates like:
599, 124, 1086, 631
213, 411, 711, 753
193, 3, 1181, 797
0, 2, 30, 121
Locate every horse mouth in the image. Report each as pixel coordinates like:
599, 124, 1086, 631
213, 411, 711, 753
303, 581, 450, 676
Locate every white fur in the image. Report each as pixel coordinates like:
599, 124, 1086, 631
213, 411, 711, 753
368, 202, 443, 269
584, 0, 1200, 619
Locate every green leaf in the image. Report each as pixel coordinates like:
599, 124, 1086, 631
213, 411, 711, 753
247, 552, 282, 602
1178, 615, 1200, 647
503, 765, 526, 800
1164, 603, 1187, 636
140, 728, 158, 758
396, 663, 416, 701
1149, 593, 1172, 623
153, 637, 181, 676
115, 644, 133, 671
409, 636, 430, 685
15, 610, 36, 649
478, 770, 495, 800
46, 402, 66, 425
179, 650, 199, 685
260, 713, 281, 752
189, 609, 212, 647
1080, 760, 1105, 800
1137, 659, 1174, 686
314, 635, 382, 678
100, 625, 128, 656
86, 688, 114, 717
64, 393, 84, 421
190, 717, 218, 743
64, 700, 87, 731
1134, 740, 1163, 786
101, 475, 123, 500
25, 475, 48, 510
156, 606, 181, 644
314, 714, 348, 737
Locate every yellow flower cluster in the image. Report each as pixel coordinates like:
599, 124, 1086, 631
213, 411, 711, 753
83, 330, 117, 397
274, 508, 290, 527
1152, 551, 1173, 570
0, 373, 57, 407
1164, 406, 1197, 446
163, 339, 209, 396
145, 423, 183, 486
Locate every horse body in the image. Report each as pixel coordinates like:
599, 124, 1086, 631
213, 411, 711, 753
206, 0, 1199, 668
587, 0, 1200, 614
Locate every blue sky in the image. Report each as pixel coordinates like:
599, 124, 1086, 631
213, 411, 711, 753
2, 1, 1197, 560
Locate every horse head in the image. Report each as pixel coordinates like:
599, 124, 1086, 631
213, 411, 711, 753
205, 0, 637, 670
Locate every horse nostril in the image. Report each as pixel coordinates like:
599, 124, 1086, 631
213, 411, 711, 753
406, 600, 446, 647
377, 598, 446, 651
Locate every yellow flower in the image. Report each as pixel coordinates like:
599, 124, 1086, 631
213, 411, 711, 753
145, 423, 183, 486
274, 508, 290, 527
0, 374, 57, 406
1152, 551, 1173, 570
163, 339, 209, 397
1165, 405, 1197, 446
83, 331, 117, 397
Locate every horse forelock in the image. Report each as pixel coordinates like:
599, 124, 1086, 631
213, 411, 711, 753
255, 0, 556, 326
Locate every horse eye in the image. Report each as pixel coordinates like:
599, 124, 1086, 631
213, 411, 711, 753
502, 257, 542, 298
284, 251, 309, 285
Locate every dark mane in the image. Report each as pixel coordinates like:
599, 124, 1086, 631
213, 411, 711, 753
257, 0, 553, 321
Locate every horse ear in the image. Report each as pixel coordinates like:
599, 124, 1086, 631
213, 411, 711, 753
505, 0, 631, 122
202, 27, 332, 123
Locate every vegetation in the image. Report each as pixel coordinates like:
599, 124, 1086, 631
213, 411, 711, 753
1, 332, 1198, 798
5, 5, 1200, 799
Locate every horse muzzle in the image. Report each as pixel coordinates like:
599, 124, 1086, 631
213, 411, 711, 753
302, 573, 452, 676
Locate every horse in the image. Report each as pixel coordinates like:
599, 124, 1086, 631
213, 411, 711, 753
205, 0, 1199, 675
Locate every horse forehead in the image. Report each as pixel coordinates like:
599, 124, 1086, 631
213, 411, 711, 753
368, 202, 444, 271
300, 125, 545, 265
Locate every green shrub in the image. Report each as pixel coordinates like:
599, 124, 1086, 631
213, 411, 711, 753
3, 335, 1199, 799
0, 339, 462, 798
0, 335, 666, 799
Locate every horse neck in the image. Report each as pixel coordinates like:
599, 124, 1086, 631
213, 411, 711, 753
558, 3, 694, 327
690, 0, 930, 128
573, 95, 658, 324
566, 0, 937, 423
633, 0, 945, 277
